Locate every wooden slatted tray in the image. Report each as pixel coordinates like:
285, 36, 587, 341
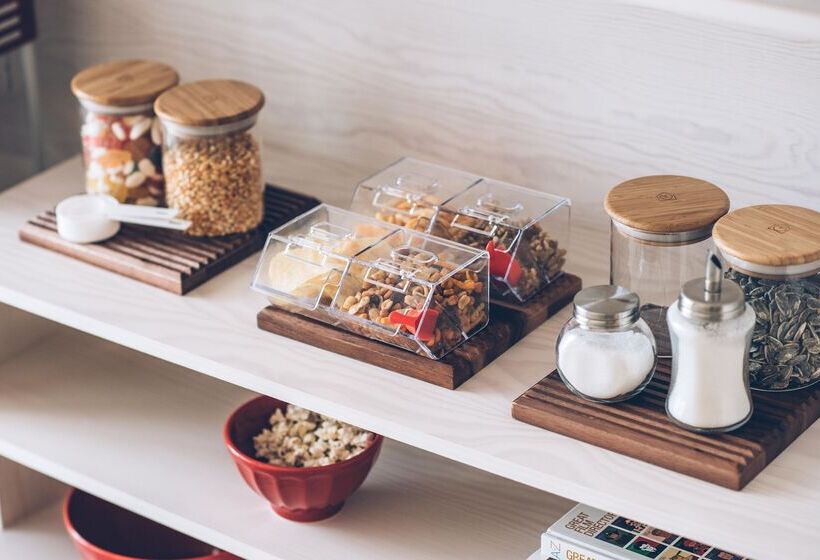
512, 360, 820, 489
258, 273, 582, 389
19, 185, 320, 294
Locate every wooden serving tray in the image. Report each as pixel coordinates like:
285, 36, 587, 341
512, 360, 820, 490
258, 273, 582, 389
19, 185, 320, 295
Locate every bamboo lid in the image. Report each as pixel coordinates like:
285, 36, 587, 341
604, 176, 730, 240
713, 205, 820, 276
71, 59, 179, 107
154, 79, 265, 127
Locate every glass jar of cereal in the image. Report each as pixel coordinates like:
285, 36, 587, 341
154, 80, 265, 236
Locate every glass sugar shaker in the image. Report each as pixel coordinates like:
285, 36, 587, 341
666, 251, 756, 432
556, 285, 657, 403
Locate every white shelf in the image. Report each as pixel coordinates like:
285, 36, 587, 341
0, 502, 75, 559
0, 328, 571, 560
0, 157, 816, 558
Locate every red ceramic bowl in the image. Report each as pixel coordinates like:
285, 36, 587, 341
223, 395, 383, 522
63, 489, 238, 560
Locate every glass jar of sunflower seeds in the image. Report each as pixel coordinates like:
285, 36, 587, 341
713, 204, 820, 391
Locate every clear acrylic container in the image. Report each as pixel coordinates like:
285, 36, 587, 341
155, 80, 265, 236
713, 204, 820, 391
353, 158, 571, 302
605, 176, 730, 355
71, 60, 179, 206
251, 204, 490, 359
555, 286, 657, 403
436, 179, 569, 302
350, 157, 481, 232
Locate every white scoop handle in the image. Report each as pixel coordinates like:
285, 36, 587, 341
106, 204, 191, 231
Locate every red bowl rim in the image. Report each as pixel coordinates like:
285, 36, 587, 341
223, 395, 384, 474
62, 489, 226, 560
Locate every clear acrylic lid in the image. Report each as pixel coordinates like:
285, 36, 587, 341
440, 178, 571, 302
251, 205, 399, 311
444, 178, 570, 237
351, 157, 481, 230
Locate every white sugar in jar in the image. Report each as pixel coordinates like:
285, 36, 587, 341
556, 286, 657, 403
666, 252, 755, 432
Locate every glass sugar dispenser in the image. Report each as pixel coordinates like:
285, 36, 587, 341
555, 285, 657, 403
605, 175, 730, 355
713, 204, 820, 391
666, 252, 755, 433
71, 59, 179, 206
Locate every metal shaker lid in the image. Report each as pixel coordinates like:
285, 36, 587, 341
678, 251, 746, 322
574, 285, 640, 329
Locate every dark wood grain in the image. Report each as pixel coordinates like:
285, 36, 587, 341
257, 273, 582, 389
490, 273, 583, 338
19, 185, 320, 295
511, 361, 820, 490
0, 0, 36, 56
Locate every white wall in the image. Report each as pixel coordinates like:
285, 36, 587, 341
18, 0, 820, 229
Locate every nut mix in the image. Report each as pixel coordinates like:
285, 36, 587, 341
81, 112, 164, 206
253, 404, 373, 467
728, 269, 820, 390
340, 257, 487, 355
163, 131, 263, 236
375, 200, 566, 300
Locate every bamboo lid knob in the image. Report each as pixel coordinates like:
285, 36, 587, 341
713, 204, 820, 272
71, 59, 179, 107
604, 175, 730, 236
154, 79, 265, 127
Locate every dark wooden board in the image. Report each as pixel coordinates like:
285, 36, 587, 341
512, 360, 820, 490
257, 273, 582, 389
490, 273, 583, 338
19, 185, 320, 295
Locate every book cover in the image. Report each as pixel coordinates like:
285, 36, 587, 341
543, 504, 750, 560
541, 530, 616, 560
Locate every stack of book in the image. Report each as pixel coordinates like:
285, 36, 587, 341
531, 504, 750, 560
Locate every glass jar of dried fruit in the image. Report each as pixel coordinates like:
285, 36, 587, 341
154, 79, 265, 237
713, 204, 820, 392
71, 59, 179, 206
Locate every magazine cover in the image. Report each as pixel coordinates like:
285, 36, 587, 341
543, 504, 750, 560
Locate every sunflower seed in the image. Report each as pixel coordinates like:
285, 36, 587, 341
726, 269, 820, 390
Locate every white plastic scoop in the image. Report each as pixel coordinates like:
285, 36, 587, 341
55, 194, 191, 244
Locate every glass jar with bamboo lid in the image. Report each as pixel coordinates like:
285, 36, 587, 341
154, 79, 265, 236
713, 204, 820, 391
604, 175, 730, 355
71, 59, 179, 206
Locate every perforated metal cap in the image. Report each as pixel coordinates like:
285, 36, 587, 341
677, 252, 746, 322
573, 285, 640, 329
